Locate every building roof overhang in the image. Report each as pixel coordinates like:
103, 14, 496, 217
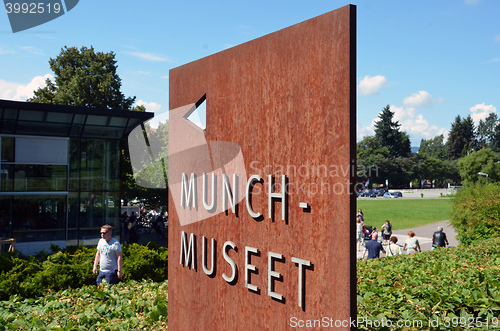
0, 99, 155, 139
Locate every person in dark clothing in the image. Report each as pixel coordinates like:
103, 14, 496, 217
362, 233, 386, 259
432, 226, 449, 248
153, 213, 163, 234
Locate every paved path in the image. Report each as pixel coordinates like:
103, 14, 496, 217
357, 220, 458, 260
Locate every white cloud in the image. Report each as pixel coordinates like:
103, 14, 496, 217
469, 103, 497, 124
402, 90, 443, 108
361, 105, 447, 143
495, 35, 500, 42
358, 75, 387, 96
136, 100, 167, 129
0, 47, 15, 55
161, 75, 169, 80
126, 51, 170, 62
20, 46, 44, 55
0, 74, 53, 101
403, 91, 432, 108
390, 105, 448, 141
0, 80, 18, 100
136, 100, 162, 113
356, 124, 373, 141
483, 58, 500, 64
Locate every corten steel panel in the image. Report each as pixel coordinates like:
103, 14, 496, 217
169, 5, 356, 330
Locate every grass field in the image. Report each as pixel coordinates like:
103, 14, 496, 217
357, 198, 452, 230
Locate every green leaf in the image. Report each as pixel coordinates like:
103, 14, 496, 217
149, 309, 160, 322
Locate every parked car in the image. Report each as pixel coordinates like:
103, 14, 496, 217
394, 191, 403, 197
377, 188, 388, 196
364, 190, 377, 198
383, 192, 398, 198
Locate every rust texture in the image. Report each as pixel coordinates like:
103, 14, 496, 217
169, 5, 356, 330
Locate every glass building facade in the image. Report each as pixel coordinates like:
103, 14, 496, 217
0, 100, 153, 254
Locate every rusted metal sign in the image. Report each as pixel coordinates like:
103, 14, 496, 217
169, 4, 356, 330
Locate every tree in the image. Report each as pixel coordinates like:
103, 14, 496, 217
418, 134, 447, 160
446, 116, 463, 160
477, 113, 498, 150
461, 116, 477, 154
416, 154, 444, 188
457, 148, 500, 186
373, 105, 411, 158
446, 115, 477, 160
492, 125, 500, 153
357, 135, 419, 188
28, 46, 159, 207
29, 46, 135, 110
357, 135, 389, 159
122, 121, 169, 210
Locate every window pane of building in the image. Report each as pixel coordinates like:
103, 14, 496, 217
69, 139, 80, 191
1, 136, 15, 162
11, 195, 66, 242
1, 164, 13, 191
13, 165, 68, 191
15, 137, 68, 165
0, 196, 11, 239
80, 139, 119, 192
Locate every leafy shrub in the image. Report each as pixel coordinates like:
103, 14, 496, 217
0, 280, 168, 330
450, 182, 500, 245
3, 239, 500, 330
122, 244, 168, 282
0, 243, 168, 300
358, 238, 500, 330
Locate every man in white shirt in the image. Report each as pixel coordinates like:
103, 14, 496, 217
93, 224, 123, 285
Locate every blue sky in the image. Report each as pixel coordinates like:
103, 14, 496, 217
1, 0, 499, 147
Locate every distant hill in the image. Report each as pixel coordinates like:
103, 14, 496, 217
411, 147, 419, 154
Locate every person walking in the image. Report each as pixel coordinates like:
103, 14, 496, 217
432, 226, 449, 249
93, 224, 123, 285
362, 233, 386, 259
381, 220, 392, 246
385, 236, 402, 257
403, 231, 421, 255
356, 209, 364, 223
356, 218, 364, 251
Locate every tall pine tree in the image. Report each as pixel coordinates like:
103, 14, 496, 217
374, 105, 411, 157
477, 113, 498, 150
446, 115, 477, 160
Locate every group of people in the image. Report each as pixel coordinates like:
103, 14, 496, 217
120, 210, 169, 246
120, 211, 140, 245
356, 209, 450, 260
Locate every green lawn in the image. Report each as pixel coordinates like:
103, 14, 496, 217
357, 198, 452, 230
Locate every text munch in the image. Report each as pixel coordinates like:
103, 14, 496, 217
181, 173, 287, 220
